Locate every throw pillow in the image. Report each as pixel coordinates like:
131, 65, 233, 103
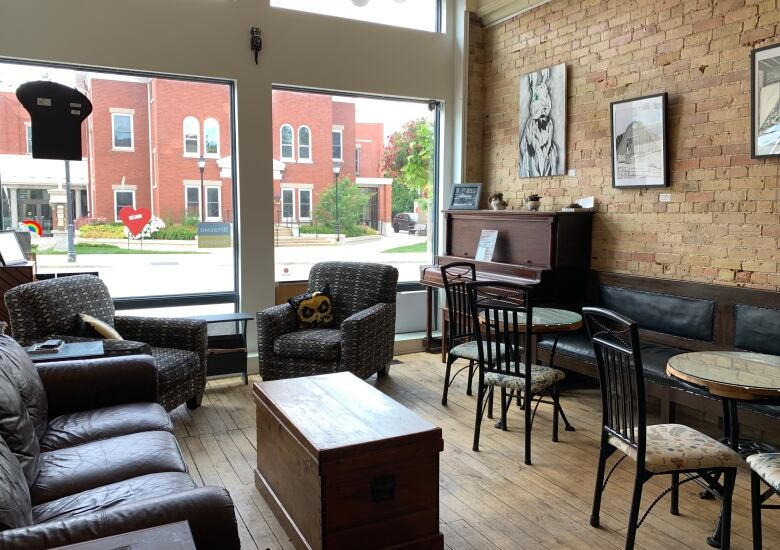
288, 284, 334, 329
75, 313, 123, 340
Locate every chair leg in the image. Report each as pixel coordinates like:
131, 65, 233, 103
466, 360, 474, 396
441, 354, 456, 406
523, 387, 532, 465
500, 387, 508, 431
670, 472, 679, 516
719, 468, 735, 550
487, 386, 494, 419
473, 382, 486, 452
750, 470, 762, 550
625, 468, 645, 550
552, 385, 560, 443
590, 440, 611, 528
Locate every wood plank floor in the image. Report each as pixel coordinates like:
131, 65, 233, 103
171, 352, 779, 550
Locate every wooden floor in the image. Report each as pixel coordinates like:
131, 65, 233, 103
171, 352, 779, 550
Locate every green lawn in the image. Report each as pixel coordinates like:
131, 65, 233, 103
381, 242, 427, 254
33, 243, 202, 255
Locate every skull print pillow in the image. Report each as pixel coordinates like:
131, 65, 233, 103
288, 284, 334, 329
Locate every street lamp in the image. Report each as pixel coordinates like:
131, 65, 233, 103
332, 162, 341, 242
197, 156, 206, 221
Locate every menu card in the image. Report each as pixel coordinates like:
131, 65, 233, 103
475, 230, 498, 262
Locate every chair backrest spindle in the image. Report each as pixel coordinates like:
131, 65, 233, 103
441, 263, 477, 350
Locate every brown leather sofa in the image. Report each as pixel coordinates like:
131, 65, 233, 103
0, 334, 239, 549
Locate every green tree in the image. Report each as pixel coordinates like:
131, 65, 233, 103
383, 118, 434, 213
391, 180, 417, 217
314, 177, 368, 232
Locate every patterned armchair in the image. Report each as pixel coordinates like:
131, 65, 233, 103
257, 262, 398, 381
4, 274, 207, 411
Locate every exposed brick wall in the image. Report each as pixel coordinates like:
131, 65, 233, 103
466, 12, 485, 183
471, 0, 779, 291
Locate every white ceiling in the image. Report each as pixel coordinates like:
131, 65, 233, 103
469, 0, 551, 26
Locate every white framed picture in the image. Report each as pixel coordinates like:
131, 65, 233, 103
751, 42, 780, 158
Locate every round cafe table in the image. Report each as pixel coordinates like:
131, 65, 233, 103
667, 351, 780, 548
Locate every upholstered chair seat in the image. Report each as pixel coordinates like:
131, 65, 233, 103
748, 453, 780, 491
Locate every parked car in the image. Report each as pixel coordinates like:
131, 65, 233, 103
392, 212, 418, 233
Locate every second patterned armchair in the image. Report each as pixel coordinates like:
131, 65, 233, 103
4, 274, 207, 411
257, 262, 398, 381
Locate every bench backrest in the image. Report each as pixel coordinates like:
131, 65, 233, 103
734, 304, 780, 355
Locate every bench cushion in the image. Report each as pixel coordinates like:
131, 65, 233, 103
538, 330, 686, 384
734, 304, 780, 356
600, 285, 715, 341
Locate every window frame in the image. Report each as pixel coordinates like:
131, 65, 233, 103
331, 128, 343, 161
203, 117, 220, 158
298, 188, 312, 221
280, 123, 295, 161
111, 112, 134, 151
297, 125, 312, 162
24, 123, 32, 154
280, 187, 295, 221
184, 184, 202, 221
183, 116, 200, 158
355, 144, 361, 175
205, 185, 221, 221
113, 189, 136, 221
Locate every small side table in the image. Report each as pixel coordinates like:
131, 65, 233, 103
191, 312, 253, 384
29, 341, 105, 363
50, 521, 195, 549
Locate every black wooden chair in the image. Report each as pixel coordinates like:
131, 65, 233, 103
747, 452, 779, 550
467, 281, 566, 465
440, 262, 477, 406
583, 307, 741, 550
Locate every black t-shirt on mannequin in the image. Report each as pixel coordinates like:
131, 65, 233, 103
16, 81, 93, 161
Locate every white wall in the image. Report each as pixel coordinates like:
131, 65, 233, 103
0, 0, 468, 358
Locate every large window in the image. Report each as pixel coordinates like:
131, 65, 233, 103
204, 118, 220, 157
25, 124, 32, 154
298, 126, 311, 161
270, 0, 440, 32
183, 116, 200, 157
114, 189, 135, 220
280, 124, 294, 161
0, 61, 237, 305
273, 88, 437, 283
111, 112, 133, 150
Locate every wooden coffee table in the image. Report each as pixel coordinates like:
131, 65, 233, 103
254, 372, 444, 550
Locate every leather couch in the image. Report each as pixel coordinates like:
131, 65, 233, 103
0, 334, 239, 549
537, 274, 780, 424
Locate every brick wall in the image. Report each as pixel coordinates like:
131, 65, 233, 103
470, 0, 779, 291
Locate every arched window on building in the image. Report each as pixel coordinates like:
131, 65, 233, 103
204, 118, 220, 158
183, 116, 200, 156
280, 123, 294, 161
298, 126, 311, 161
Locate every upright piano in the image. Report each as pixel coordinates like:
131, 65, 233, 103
420, 209, 593, 351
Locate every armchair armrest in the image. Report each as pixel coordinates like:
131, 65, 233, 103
341, 302, 396, 379
38, 355, 158, 417
114, 316, 207, 353
0, 486, 239, 550
256, 304, 297, 367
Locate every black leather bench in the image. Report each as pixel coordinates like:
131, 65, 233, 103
536, 272, 780, 430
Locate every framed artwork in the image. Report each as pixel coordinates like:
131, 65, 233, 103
610, 93, 669, 188
0, 231, 28, 266
751, 42, 780, 158
449, 183, 482, 210
519, 63, 566, 177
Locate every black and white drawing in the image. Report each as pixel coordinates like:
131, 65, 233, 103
519, 63, 566, 177
610, 93, 668, 188
751, 43, 780, 158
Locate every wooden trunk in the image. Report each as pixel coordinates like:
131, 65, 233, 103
254, 372, 444, 550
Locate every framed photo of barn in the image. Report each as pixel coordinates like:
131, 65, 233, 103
751, 42, 780, 158
610, 93, 669, 188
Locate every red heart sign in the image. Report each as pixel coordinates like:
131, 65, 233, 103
119, 206, 152, 237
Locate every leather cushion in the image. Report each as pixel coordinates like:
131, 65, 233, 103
738, 402, 780, 420
31, 431, 186, 505
32, 471, 196, 524
0, 333, 48, 440
274, 328, 342, 361
734, 304, 780, 355
0, 368, 40, 487
150, 347, 200, 392
0, 435, 32, 530
40, 403, 173, 452
599, 285, 715, 341
538, 330, 686, 384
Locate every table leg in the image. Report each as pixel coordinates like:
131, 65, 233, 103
424, 287, 433, 352
707, 399, 739, 549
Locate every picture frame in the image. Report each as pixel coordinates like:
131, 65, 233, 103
449, 183, 482, 210
519, 63, 566, 177
751, 42, 780, 158
0, 230, 28, 266
610, 93, 669, 188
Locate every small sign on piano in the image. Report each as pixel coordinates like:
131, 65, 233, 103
475, 230, 498, 262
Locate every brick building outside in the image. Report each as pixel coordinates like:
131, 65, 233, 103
0, 72, 391, 235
